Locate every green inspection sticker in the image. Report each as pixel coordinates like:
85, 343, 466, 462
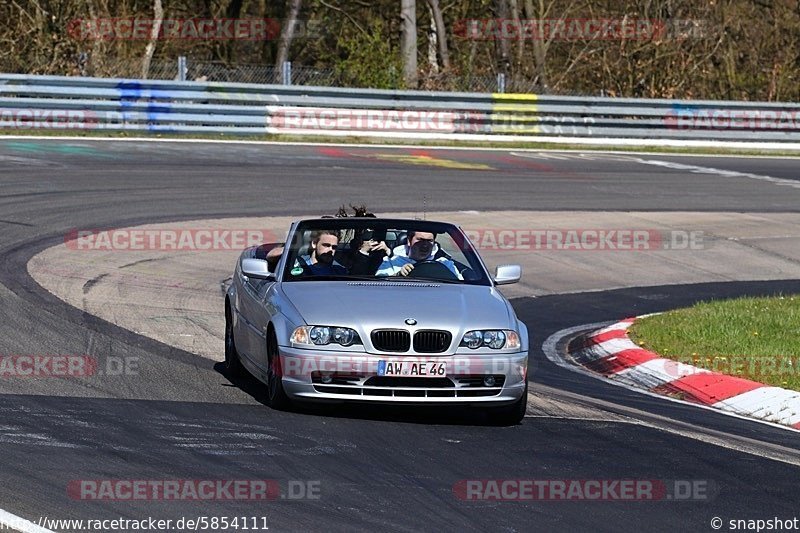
291, 267, 304, 275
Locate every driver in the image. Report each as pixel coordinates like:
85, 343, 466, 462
375, 230, 462, 279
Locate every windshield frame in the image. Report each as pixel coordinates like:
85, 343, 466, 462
280, 218, 492, 286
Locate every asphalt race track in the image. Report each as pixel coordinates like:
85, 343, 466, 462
1, 139, 799, 532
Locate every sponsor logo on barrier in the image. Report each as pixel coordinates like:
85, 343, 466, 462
67, 479, 320, 500
65, 229, 278, 252
665, 109, 800, 130
269, 107, 457, 132
0, 109, 99, 129
453, 479, 713, 501
486, 115, 597, 136
454, 18, 706, 41
462, 229, 705, 251
0, 355, 138, 377
67, 18, 321, 41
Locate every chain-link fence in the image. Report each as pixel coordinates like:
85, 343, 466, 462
70, 55, 557, 94
180, 62, 342, 86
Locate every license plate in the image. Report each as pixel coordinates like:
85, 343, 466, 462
377, 360, 446, 378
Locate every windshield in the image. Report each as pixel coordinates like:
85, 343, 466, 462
281, 219, 492, 286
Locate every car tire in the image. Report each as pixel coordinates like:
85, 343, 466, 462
224, 306, 245, 378
490, 380, 528, 426
266, 330, 292, 411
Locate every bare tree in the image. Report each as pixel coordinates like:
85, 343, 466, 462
141, 0, 163, 79
494, 0, 511, 75
276, 0, 303, 69
508, 0, 524, 75
426, 3, 439, 73
426, 0, 450, 69
400, 0, 418, 87
524, 0, 548, 90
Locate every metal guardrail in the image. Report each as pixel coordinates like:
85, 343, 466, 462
1, 73, 800, 142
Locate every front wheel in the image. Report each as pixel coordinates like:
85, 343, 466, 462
224, 308, 245, 378
488, 380, 528, 426
266, 330, 291, 410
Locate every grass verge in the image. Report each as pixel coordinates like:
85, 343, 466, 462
628, 295, 800, 391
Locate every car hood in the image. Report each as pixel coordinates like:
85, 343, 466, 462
279, 281, 515, 330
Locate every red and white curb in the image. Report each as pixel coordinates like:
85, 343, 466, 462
564, 317, 800, 431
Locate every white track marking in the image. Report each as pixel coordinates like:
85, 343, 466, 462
1, 135, 800, 157
713, 388, 800, 426
513, 150, 800, 189
0, 508, 55, 533
632, 158, 800, 189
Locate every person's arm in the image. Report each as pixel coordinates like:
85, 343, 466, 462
265, 246, 284, 273
440, 258, 464, 280
376, 255, 404, 277
350, 250, 377, 275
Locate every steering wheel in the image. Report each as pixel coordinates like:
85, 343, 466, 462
408, 260, 459, 281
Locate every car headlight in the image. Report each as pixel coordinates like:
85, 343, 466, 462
460, 330, 520, 350
332, 327, 357, 346
291, 326, 361, 347
309, 326, 331, 345
462, 330, 483, 349
483, 330, 505, 349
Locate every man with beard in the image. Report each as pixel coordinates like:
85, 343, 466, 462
296, 230, 348, 275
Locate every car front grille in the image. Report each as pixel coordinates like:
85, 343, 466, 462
370, 329, 452, 353
371, 329, 411, 352
413, 330, 452, 353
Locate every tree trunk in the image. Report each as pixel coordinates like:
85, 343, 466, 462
427, 4, 439, 74
525, 0, 548, 90
426, 0, 450, 69
494, 0, 511, 76
276, 0, 303, 70
400, 0, 418, 88
508, 0, 524, 77
141, 0, 163, 79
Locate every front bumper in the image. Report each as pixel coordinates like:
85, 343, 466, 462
278, 346, 528, 404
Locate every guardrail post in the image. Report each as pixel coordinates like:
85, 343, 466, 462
178, 56, 187, 82
282, 61, 292, 86
496, 73, 505, 93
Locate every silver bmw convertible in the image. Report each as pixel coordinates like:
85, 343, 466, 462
224, 217, 528, 424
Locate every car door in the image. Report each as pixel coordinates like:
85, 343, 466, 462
238, 270, 275, 372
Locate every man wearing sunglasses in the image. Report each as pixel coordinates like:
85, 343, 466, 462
375, 230, 462, 279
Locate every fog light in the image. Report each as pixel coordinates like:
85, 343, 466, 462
321, 374, 333, 384
483, 375, 496, 387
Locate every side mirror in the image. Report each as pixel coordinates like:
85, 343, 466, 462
494, 264, 521, 285
241, 258, 275, 281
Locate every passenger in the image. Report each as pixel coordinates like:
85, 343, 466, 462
349, 228, 391, 275
375, 231, 462, 279
296, 230, 348, 275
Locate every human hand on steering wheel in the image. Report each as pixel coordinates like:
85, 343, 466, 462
396, 263, 415, 276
